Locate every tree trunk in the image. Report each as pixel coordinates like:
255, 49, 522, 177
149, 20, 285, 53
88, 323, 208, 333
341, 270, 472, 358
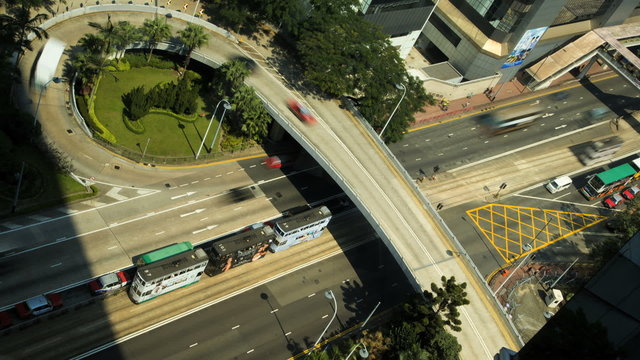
183, 49, 193, 70
147, 44, 154, 62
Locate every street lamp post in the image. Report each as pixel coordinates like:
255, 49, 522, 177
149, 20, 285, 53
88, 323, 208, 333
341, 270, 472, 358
195, 99, 230, 160
379, 83, 406, 138
141, 137, 151, 162
346, 343, 369, 360
33, 77, 61, 127
312, 290, 337, 349
209, 102, 232, 152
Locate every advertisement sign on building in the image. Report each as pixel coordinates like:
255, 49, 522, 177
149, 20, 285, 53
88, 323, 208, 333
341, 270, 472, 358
501, 27, 548, 69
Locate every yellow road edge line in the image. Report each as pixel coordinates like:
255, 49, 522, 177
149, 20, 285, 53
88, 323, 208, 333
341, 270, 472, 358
406, 73, 618, 133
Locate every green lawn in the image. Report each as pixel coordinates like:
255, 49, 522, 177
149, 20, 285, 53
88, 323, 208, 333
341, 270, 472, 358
94, 68, 219, 158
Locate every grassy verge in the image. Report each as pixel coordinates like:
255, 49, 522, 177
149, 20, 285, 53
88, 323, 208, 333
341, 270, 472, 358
94, 67, 216, 158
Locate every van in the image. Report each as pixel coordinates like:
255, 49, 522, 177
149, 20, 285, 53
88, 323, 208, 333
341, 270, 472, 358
546, 176, 572, 193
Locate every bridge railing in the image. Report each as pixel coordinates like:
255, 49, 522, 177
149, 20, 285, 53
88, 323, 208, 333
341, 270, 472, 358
343, 98, 525, 346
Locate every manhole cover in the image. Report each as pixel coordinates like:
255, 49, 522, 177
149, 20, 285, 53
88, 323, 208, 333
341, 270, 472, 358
66, 129, 74, 134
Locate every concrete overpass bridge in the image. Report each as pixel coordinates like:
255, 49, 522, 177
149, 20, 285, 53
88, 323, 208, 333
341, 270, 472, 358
22, 5, 519, 358
524, 22, 640, 91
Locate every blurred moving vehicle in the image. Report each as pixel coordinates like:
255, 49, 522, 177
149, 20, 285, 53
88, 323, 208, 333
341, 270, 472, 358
89, 271, 130, 295
551, 91, 569, 101
587, 107, 610, 120
264, 154, 294, 169
603, 193, 624, 209
15, 293, 62, 319
622, 185, 640, 200
287, 99, 317, 125
478, 104, 544, 135
578, 136, 622, 166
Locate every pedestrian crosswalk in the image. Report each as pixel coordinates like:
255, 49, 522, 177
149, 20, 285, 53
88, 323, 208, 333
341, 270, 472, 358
0, 186, 159, 232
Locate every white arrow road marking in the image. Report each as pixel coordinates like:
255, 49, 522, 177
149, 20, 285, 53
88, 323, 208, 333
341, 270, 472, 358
180, 209, 206, 217
106, 187, 128, 201
171, 191, 196, 200
192, 225, 218, 234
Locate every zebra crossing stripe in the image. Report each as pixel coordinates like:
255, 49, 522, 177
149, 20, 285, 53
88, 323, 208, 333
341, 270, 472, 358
28, 215, 50, 221
1, 222, 22, 229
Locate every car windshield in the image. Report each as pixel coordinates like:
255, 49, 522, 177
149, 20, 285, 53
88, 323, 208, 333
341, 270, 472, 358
299, 106, 310, 115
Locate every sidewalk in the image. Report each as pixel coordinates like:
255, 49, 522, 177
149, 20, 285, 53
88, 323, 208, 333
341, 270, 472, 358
411, 62, 612, 127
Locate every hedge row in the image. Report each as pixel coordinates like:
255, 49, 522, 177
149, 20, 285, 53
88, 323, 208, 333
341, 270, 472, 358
122, 113, 145, 134
87, 76, 117, 144
149, 108, 199, 122
124, 53, 175, 69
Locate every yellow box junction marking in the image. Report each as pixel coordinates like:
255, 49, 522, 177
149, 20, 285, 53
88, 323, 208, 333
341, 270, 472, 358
466, 204, 606, 263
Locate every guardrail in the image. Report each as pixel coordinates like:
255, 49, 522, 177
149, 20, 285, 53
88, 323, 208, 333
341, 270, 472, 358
344, 98, 525, 346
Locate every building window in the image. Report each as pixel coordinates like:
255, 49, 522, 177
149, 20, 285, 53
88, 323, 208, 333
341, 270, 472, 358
431, 14, 461, 47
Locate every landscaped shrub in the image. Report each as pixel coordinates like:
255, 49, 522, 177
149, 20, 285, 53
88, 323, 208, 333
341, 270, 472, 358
123, 53, 175, 69
88, 96, 117, 143
122, 85, 153, 120
122, 113, 145, 134
104, 59, 131, 72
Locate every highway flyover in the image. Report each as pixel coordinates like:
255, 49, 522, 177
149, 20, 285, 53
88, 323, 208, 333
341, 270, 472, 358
13, 5, 520, 358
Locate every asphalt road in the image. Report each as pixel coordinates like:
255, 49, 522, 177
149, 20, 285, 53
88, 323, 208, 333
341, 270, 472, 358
391, 75, 640, 177
86, 238, 414, 360
0, 158, 343, 308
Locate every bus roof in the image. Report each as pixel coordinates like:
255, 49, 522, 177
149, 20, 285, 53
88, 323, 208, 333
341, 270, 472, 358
140, 242, 193, 265
275, 206, 331, 233
211, 226, 275, 256
596, 163, 637, 185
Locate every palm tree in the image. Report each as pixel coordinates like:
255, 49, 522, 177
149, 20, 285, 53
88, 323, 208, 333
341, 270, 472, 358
112, 21, 141, 60
77, 33, 105, 56
88, 15, 117, 56
141, 17, 171, 62
0, 7, 48, 67
177, 24, 208, 69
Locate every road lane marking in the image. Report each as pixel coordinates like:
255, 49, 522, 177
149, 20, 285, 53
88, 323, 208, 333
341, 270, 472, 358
247, 349, 254, 354
107, 246, 117, 250
270, 309, 279, 313
216, 174, 222, 177
50, 263, 62, 268
233, 207, 242, 211
232, 325, 240, 330
285, 332, 292, 336
56, 237, 67, 242
189, 343, 198, 348
179, 184, 189, 187
553, 193, 571, 200
155, 231, 165, 235
180, 209, 206, 217
226, 172, 233, 175
250, 165, 256, 168
204, 177, 211, 180
192, 225, 218, 234
322, 314, 328, 319
105, 187, 129, 201
191, 181, 199, 184
200, 217, 209, 221
307, 293, 316, 298
171, 192, 196, 200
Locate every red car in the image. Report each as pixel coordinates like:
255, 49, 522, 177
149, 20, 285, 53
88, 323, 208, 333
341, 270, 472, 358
621, 185, 640, 200
603, 193, 624, 209
287, 99, 317, 125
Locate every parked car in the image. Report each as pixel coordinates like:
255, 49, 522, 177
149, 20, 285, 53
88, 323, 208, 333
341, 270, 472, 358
15, 293, 63, 319
603, 193, 624, 209
287, 99, 317, 125
621, 185, 640, 200
89, 271, 130, 295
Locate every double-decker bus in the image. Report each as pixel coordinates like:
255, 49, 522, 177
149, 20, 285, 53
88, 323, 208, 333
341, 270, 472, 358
205, 225, 275, 276
129, 242, 208, 304
580, 158, 640, 200
270, 206, 332, 252
478, 104, 544, 135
